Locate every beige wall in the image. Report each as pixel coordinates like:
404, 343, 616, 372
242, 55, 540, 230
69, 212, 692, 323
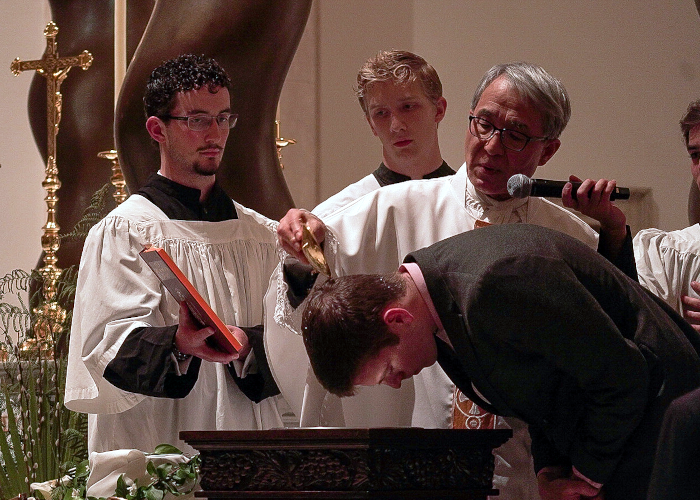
1, 1, 51, 273
2, 1, 700, 273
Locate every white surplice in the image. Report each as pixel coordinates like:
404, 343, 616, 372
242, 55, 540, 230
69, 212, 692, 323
312, 173, 381, 219
634, 224, 700, 314
66, 194, 284, 454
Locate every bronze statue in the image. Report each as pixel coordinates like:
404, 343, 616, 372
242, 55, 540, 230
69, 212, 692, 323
116, 0, 310, 220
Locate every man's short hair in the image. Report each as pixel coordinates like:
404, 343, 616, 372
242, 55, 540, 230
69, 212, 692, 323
681, 99, 700, 147
470, 62, 571, 140
302, 273, 406, 396
355, 50, 443, 116
144, 53, 232, 118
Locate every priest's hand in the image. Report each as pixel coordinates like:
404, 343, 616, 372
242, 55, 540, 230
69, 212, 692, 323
681, 281, 700, 333
537, 467, 604, 500
175, 302, 244, 363
277, 208, 326, 263
562, 175, 627, 260
562, 175, 627, 234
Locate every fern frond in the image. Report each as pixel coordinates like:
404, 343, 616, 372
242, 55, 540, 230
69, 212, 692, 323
0, 270, 32, 300
0, 302, 31, 342
60, 183, 112, 242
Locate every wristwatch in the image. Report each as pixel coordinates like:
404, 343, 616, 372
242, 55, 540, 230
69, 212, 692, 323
172, 343, 192, 362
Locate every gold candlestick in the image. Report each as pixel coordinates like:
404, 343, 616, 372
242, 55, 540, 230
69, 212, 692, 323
275, 119, 296, 169
11, 21, 93, 349
98, 150, 129, 204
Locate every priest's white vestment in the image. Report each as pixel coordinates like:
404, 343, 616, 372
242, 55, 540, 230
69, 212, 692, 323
312, 173, 381, 219
66, 194, 283, 454
634, 224, 700, 314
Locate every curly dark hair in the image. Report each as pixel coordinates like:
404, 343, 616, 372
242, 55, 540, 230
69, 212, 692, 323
301, 273, 405, 396
144, 54, 232, 118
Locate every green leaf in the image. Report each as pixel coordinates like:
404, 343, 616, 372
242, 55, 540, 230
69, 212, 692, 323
145, 461, 157, 477
152, 444, 182, 455
0, 186, 108, 500
60, 184, 113, 243
115, 474, 128, 498
145, 487, 164, 500
74, 460, 90, 480
0, 388, 29, 498
156, 463, 173, 481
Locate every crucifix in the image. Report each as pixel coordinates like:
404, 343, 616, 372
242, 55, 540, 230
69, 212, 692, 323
11, 21, 93, 349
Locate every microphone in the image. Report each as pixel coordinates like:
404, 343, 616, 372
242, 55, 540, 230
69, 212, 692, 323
507, 174, 630, 201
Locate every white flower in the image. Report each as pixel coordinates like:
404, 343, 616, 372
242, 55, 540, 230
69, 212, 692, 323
30, 479, 57, 500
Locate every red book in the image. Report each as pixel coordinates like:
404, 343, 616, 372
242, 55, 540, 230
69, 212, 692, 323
139, 245, 241, 353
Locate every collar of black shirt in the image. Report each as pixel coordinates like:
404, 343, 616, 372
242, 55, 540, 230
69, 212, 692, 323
372, 161, 454, 187
136, 173, 237, 222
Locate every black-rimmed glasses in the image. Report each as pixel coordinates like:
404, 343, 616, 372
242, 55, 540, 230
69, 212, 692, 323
163, 113, 238, 132
468, 115, 547, 152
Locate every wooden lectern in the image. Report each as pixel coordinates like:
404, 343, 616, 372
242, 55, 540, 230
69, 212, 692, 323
182, 428, 511, 499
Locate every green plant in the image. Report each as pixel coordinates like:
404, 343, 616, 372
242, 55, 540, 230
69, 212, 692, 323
0, 183, 113, 500
0, 267, 88, 500
44, 445, 200, 500
0, 183, 201, 500
113, 446, 200, 500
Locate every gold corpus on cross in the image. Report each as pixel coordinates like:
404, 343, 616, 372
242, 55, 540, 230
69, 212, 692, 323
275, 119, 296, 169
98, 150, 129, 205
11, 21, 93, 351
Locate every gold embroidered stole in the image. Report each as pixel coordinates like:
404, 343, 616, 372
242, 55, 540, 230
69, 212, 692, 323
452, 219, 496, 429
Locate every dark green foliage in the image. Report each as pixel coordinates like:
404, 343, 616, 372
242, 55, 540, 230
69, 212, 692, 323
0, 267, 88, 500
60, 184, 112, 243
0, 184, 113, 500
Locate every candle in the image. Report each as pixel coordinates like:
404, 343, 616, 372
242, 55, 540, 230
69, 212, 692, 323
114, 0, 127, 109
275, 103, 281, 138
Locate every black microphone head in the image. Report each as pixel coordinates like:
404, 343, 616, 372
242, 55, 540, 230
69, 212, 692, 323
507, 174, 532, 198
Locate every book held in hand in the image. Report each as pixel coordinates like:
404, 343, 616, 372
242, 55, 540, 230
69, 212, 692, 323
139, 245, 241, 354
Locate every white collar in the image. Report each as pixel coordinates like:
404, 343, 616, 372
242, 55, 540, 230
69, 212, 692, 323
465, 174, 530, 225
